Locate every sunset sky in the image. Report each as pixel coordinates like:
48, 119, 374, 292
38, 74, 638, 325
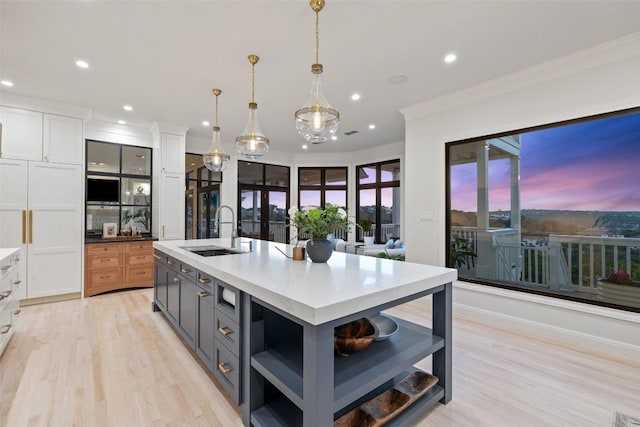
451, 111, 640, 212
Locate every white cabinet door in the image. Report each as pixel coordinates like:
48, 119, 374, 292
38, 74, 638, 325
27, 162, 82, 298
160, 133, 185, 173
0, 107, 43, 161
43, 114, 83, 164
0, 159, 28, 299
160, 172, 185, 240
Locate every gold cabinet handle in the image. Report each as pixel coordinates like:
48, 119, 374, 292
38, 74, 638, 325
198, 277, 211, 284
14, 280, 21, 286
0, 265, 9, 272
162, 225, 165, 238
180, 268, 192, 274
197, 291, 209, 298
217, 363, 232, 375
13, 309, 21, 316
22, 209, 27, 244
167, 259, 173, 265
2, 290, 12, 298
99, 275, 111, 280
172, 277, 180, 283
28, 210, 33, 244
153, 254, 162, 260
218, 326, 232, 336
0, 324, 11, 335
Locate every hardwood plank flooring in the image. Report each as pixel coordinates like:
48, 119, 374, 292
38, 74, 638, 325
1, 288, 639, 426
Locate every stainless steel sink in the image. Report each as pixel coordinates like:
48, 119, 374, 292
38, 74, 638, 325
182, 246, 247, 257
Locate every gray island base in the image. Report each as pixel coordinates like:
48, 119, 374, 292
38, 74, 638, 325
152, 238, 456, 427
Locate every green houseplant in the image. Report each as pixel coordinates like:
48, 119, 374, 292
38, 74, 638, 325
288, 204, 353, 262
359, 219, 374, 245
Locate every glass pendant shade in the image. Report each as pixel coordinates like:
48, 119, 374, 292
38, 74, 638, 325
203, 126, 230, 172
236, 105, 269, 160
295, 67, 339, 144
203, 88, 230, 172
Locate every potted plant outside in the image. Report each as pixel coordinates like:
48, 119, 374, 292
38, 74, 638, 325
597, 269, 640, 308
359, 219, 374, 245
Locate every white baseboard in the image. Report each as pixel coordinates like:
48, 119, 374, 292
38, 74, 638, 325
453, 281, 640, 362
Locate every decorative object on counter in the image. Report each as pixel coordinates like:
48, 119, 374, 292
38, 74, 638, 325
120, 226, 132, 236
236, 55, 269, 160
334, 318, 375, 356
203, 88, 231, 172
334, 369, 439, 427
102, 222, 117, 238
295, 0, 340, 144
288, 203, 354, 263
276, 245, 307, 261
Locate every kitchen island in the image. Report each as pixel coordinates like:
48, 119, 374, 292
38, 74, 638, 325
153, 238, 456, 426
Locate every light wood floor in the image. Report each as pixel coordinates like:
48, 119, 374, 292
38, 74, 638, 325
1, 288, 639, 427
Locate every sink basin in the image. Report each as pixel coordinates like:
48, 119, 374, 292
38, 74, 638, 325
182, 246, 246, 257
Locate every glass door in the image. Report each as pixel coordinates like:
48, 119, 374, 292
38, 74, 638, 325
198, 185, 220, 239
239, 189, 261, 239
268, 190, 287, 243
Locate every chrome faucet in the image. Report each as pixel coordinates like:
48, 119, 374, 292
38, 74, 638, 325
214, 205, 238, 247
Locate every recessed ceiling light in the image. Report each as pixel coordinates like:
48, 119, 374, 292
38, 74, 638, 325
1, 80, 14, 87
123, 105, 133, 111
302, 144, 308, 150
351, 93, 361, 101
388, 75, 408, 85
118, 120, 126, 125
75, 60, 89, 69
368, 124, 376, 130
202, 121, 210, 126
331, 136, 338, 141
444, 53, 457, 63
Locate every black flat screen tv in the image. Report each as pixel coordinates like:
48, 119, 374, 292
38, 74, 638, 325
87, 178, 119, 202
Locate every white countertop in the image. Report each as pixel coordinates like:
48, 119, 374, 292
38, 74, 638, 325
0, 247, 20, 264
154, 239, 457, 325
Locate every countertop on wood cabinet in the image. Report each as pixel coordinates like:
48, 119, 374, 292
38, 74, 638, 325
154, 238, 457, 326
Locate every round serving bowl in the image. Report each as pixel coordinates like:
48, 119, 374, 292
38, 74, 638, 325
334, 318, 375, 357
366, 313, 399, 341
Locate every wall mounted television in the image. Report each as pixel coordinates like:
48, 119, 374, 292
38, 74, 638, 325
87, 178, 119, 202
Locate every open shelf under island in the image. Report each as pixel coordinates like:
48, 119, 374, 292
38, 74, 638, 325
152, 238, 457, 426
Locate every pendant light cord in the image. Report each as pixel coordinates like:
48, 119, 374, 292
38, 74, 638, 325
315, 10, 320, 65
251, 63, 256, 104
215, 94, 219, 128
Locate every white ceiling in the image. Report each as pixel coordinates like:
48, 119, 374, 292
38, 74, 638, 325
2, 1, 639, 154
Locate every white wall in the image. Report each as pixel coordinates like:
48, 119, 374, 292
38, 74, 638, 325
401, 33, 640, 359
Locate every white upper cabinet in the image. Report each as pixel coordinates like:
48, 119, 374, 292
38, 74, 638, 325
0, 107, 43, 161
43, 113, 83, 164
161, 133, 185, 173
0, 107, 83, 165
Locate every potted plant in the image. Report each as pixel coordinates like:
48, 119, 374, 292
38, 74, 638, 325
288, 203, 353, 263
449, 237, 477, 269
359, 219, 374, 245
597, 269, 640, 308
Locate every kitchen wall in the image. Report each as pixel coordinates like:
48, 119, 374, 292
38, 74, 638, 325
401, 33, 640, 359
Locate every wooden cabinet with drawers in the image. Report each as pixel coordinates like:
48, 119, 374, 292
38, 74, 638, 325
85, 240, 154, 297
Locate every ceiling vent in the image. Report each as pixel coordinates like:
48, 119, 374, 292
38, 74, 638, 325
344, 130, 359, 136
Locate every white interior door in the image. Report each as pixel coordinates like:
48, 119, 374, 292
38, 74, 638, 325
0, 159, 28, 299
27, 162, 82, 298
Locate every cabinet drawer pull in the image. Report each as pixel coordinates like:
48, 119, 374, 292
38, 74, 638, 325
167, 260, 173, 265
197, 291, 209, 298
180, 268, 192, 274
13, 309, 21, 316
172, 277, 180, 283
218, 326, 232, 336
137, 255, 146, 259
153, 254, 162, 260
136, 271, 146, 275
100, 259, 111, 263
2, 290, 12, 298
217, 363, 232, 375
99, 275, 111, 280
198, 277, 211, 284
14, 280, 21, 285
0, 324, 11, 334
0, 265, 10, 272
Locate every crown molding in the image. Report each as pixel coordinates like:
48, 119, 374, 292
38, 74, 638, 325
400, 32, 640, 121
0, 91, 92, 120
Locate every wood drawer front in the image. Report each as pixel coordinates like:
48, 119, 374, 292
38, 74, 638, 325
215, 309, 240, 357
87, 243, 123, 256
125, 241, 153, 253
87, 267, 123, 287
214, 340, 241, 404
125, 265, 153, 284
88, 254, 121, 269
126, 252, 154, 266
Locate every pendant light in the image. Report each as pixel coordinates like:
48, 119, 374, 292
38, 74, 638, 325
203, 88, 231, 172
235, 54, 269, 160
294, 0, 339, 144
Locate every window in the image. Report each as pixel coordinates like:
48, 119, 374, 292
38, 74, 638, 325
85, 140, 152, 237
238, 161, 290, 243
298, 167, 348, 239
356, 160, 401, 243
446, 108, 640, 312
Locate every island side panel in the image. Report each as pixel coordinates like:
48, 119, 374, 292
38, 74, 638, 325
432, 281, 453, 403
302, 323, 335, 427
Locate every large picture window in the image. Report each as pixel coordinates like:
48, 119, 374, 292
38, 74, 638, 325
356, 160, 401, 243
446, 108, 640, 312
297, 167, 348, 240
